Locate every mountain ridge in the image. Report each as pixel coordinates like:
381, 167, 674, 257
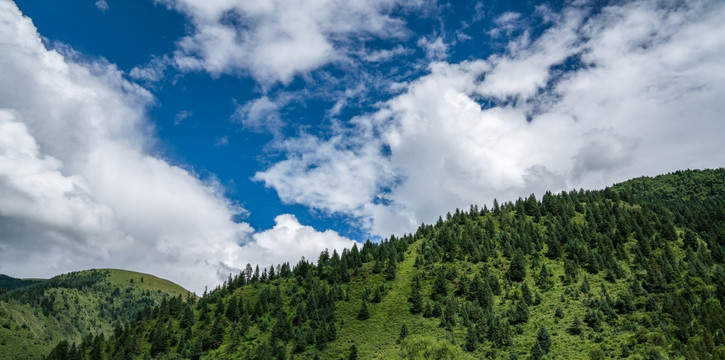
31, 168, 725, 359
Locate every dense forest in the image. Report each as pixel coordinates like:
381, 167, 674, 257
42, 169, 725, 359
0, 269, 189, 359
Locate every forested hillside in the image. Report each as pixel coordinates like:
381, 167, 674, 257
45, 169, 725, 359
0, 269, 190, 359
0, 275, 43, 294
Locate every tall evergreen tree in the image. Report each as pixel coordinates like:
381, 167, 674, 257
399, 323, 409, 342
357, 299, 369, 321
508, 249, 527, 282
409, 275, 423, 314
536, 325, 551, 354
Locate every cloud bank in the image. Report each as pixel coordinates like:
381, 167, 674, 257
255, 0, 725, 237
0, 1, 357, 293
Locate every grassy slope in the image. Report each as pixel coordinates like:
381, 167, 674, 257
324, 217, 676, 359
325, 240, 462, 359
0, 269, 189, 359
105, 269, 189, 297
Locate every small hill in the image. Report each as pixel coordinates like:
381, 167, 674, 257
0, 268, 191, 359
0, 275, 43, 293
40, 168, 725, 359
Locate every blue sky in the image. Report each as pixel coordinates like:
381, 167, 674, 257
2, 0, 725, 292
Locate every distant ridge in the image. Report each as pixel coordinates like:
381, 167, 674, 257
0, 268, 191, 359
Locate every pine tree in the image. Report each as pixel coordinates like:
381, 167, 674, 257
181, 304, 195, 329
464, 322, 477, 351
441, 298, 456, 330
293, 328, 308, 353
385, 254, 397, 281
567, 316, 582, 335
348, 344, 358, 360
508, 249, 527, 282
580, 276, 590, 294
357, 299, 369, 320
272, 309, 291, 342
510, 298, 529, 325
433, 268, 448, 298
530, 341, 545, 360
683, 229, 698, 250
584, 309, 602, 331
226, 296, 239, 322
399, 323, 409, 342
536, 264, 554, 290
409, 275, 423, 314
535, 325, 551, 354
521, 282, 533, 306
372, 286, 382, 303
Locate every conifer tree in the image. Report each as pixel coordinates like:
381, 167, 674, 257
372, 286, 382, 303
584, 309, 602, 332
181, 304, 194, 329
580, 276, 590, 294
385, 253, 397, 280
522, 282, 533, 306
399, 323, 409, 342
464, 322, 477, 351
567, 316, 582, 335
409, 275, 423, 314
433, 267, 448, 298
348, 344, 358, 360
536, 264, 554, 290
357, 299, 369, 320
530, 341, 545, 360
272, 308, 291, 342
536, 325, 551, 354
510, 298, 529, 325
508, 249, 527, 282
226, 296, 239, 322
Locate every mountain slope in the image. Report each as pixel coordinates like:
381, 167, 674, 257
0, 274, 43, 293
0, 269, 191, 359
45, 169, 725, 359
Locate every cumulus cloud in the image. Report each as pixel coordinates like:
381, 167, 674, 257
0, 1, 357, 293
255, 0, 725, 237
157, 0, 418, 85
243, 214, 359, 268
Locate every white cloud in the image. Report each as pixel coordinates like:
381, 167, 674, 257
95, 0, 109, 12
233, 96, 284, 135
0, 1, 358, 293
361, 45, 411, 63
495, 11, 521, 25
417, 36, 448, 60
256, 0, 725, 237
129, 56, 169, 82
243, 214, 359, 268
173, 110, 192, 125
157, 0, 417, 85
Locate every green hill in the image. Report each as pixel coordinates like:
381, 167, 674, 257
43, 169, 725, 359
0, 269, 191, 359
0, 274, 44, 293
